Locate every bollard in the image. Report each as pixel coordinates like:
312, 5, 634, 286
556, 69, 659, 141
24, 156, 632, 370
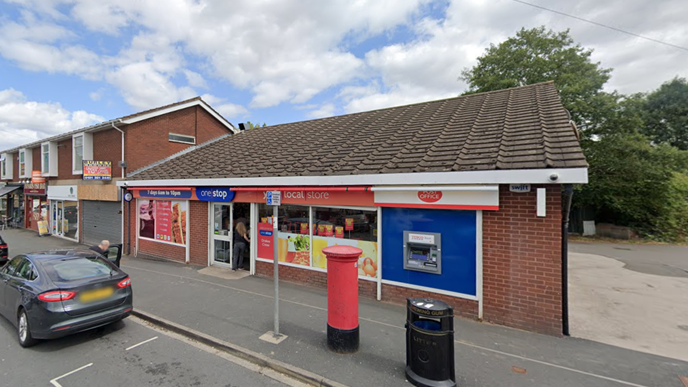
323, 245, 362, 353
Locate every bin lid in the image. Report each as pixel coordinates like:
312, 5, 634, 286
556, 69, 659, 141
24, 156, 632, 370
408, 298, 453, 317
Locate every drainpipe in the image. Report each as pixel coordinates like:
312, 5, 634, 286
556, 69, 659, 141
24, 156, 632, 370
111, 122, 125, 248
561, 184, 574, 336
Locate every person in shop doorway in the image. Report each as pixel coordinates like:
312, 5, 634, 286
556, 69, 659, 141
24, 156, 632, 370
90, 240, 110, 256
232, 222, 250, 271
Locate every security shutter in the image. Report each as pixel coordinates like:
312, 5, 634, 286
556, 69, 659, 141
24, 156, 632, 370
83, 200, 121, 246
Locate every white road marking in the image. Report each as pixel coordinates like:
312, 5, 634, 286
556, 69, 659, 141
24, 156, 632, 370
126, 336, 158, 351
49, 363, 93, 387
127, 264, 657, 387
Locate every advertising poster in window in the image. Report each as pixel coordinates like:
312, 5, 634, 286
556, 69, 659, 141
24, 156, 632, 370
138, 199, 187, 245
312, 237, 378, 278
257, 222, 274, 259
277, 232, 310, 266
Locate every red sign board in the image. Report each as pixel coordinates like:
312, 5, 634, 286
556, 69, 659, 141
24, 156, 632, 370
83, 160, 112, 180
418, 191, 443, 203
24, 182, 46, 196
258, 222, 274, 259
345, 218, 354, 231
325, 224, 333, 237
233, 189, 374, 207
335, 226, 344, 238
300, 222, 308, 234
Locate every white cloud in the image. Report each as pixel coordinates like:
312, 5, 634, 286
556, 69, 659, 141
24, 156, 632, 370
306, 103, 337, 119
0, 89, 105, 150
1, 0, 687, 124
184, 70, 208, 89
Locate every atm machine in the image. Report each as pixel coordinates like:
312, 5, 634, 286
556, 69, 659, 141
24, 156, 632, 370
403, 231, 442, 275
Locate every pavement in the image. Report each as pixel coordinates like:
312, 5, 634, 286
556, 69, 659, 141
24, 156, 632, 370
3, 228, 688, 387
571, 242, 688, 278
569, 243, 688, 362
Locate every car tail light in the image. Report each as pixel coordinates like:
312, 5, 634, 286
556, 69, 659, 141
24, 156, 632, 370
117, 277, 131, 288
38, 290, 76, 302
0, 244, 7, 249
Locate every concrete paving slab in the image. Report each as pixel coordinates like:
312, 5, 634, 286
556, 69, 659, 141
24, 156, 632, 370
569, 251, 688, 361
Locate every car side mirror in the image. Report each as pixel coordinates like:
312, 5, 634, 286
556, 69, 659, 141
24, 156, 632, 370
106, 244, 123, 268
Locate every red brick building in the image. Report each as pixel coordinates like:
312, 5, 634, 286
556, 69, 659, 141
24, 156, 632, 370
118, 82, 587, 335
0, 97, 235, 245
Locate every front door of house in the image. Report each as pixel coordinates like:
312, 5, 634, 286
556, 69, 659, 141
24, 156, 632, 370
211, 203, 232, 266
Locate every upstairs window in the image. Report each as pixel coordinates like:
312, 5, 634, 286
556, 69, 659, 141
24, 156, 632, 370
19, 150, 25, 176
1, 153, 13, 180
18, 148, 32, 178
41, 142, 57, 176
72, 133, 93, 175
169, 133, 196, 145
42, 143, 49, 173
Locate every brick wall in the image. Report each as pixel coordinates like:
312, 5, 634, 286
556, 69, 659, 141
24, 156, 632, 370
196, 107, 233, 144
189, 201, 209, 266
138, 238, 186, 263
31, 146, 40, 176
57, 138, 73, 179
93, 129, 123, 177
125, 106, 231, 173
482, 185, 562, 335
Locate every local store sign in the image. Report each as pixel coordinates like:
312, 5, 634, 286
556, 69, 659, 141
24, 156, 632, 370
262, 190, 330, 200
417, 191, 442, 203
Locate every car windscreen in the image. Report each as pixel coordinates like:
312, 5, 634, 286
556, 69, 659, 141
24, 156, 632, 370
42, 256, 116, 282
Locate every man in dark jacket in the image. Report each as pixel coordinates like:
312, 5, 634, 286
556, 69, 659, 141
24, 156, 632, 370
90, 240, 110, 256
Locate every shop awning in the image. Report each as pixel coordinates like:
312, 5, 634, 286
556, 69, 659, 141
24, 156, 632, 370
230, 186, 371, 192
0, 185, 22, 197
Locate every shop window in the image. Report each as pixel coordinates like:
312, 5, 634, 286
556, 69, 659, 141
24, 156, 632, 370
138, 199, 188, 246
0, 152, 12, 180
257, 204, 379, 279
41, 142, 57, 176
19, 148, 32, 178
168, 133, 196, 145
72, 133, 93, 175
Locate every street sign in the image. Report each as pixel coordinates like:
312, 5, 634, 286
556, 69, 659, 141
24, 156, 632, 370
266, 190, 281, 206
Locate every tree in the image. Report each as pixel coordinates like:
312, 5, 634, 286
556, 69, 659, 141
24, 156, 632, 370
576, 133, 688, 241
461, 27, 612, 133
246, 121, 267, 129
641, 77, 688, 150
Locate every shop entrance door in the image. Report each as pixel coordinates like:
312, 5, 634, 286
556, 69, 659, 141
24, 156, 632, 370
211, 203, 232, 266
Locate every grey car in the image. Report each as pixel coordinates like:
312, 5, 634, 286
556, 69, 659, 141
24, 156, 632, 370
0, 249, 133, 347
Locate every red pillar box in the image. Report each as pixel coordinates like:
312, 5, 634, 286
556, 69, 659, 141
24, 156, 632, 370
323, 245, 363, 353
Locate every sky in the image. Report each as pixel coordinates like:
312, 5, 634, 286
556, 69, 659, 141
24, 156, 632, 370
0, 0, 686, 151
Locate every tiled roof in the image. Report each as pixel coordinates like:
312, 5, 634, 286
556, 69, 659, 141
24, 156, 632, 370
130, 81, 587, 181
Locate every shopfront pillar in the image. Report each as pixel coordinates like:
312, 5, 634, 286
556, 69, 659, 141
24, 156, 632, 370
323, 245, 362, 353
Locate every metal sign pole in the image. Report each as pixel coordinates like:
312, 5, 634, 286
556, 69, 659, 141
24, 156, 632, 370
273, 204, 279, 337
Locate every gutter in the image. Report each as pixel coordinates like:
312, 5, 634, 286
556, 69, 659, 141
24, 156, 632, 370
561, 184, 574, 336
111, 121, 125, 249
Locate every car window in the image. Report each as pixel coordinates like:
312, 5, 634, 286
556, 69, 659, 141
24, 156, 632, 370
16, 260, 37, 281
42, 256, 116, 282
2, 256, 24, 276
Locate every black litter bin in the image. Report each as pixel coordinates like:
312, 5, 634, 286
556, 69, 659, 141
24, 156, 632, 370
405, 298, 456, 387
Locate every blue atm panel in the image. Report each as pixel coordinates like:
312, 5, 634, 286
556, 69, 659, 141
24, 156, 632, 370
382, 208, 477, 296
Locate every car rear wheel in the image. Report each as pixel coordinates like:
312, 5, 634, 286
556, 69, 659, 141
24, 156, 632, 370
17, 309, 37, 348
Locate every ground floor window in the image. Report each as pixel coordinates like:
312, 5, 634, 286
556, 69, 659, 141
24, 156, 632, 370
257, 204, 379, 278
137, 199, 188, 246
50, 200, 78, 240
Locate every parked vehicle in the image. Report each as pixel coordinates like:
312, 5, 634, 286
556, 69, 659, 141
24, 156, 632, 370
0, 249, 133, 347
0, 234, 7, 264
